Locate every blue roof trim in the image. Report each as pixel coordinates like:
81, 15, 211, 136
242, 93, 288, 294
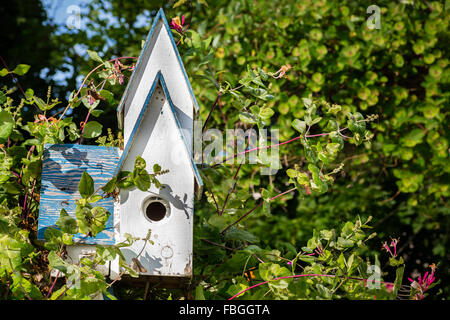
114, 71, 203, 187
116, 8, 199, 126
157, 8, 200, 112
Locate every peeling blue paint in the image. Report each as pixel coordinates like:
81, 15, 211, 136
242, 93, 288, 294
37, 144, 119, 245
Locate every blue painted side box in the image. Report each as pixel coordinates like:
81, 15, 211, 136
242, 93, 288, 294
37, 144, 119, 245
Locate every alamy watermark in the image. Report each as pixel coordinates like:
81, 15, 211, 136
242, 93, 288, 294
366, 5, 381, 30
66, 5, 81, 30
171, 121, 283, 176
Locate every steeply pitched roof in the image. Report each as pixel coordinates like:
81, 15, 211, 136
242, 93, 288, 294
116, 8, 199, 128
113, 71, 203, 187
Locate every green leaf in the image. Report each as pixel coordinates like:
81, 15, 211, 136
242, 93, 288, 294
173, 0, 188, 8
302, 98, 312, 108
310, 117, 322, 126
286, 169, 298, 178
96, 245, 117, 261
90, 109, 103, 117
223, 227, 259, 243
87, 50, 103, 63
308, 164, 327, 194
393, 266, 405, 298
134, 171, 150, 191
262, 201, 271, 216
89, 195, 103, 203
12, 64, 30, 76
258, 263, 291, 289
81, 96, 100, 110
79, 171, 94, 199
4, 182, 21, 194
48, 251, 67, 276
44, 227, 63, 250
292, 119, 306, 134
239, 112, 257, 124
117, 171, 133, 189
0, 110, 14, 140
33, 96, 47, 111
90, 207, 110, 235
261, 188, 271, 201
195, 285, 206, 300
102, 176, 117, 193
56, 209, 78, 234
99, 89, 114, 103
134, 155, 146, 170
0, 91, 6, 104
337, 237, 354, 248
153, 164, 161, 173
347, 112, 366, 134
0, 69, 8, 77
326, 143, 340, 157
259, 107, 274, 119
82, 121, 103, 138
298, 255, 315, 263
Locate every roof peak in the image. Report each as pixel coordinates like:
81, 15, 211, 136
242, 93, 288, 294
116, 8, 199, 120
114, 71, 203, 187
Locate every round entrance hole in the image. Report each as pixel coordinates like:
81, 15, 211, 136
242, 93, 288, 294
142, 196, 170, 222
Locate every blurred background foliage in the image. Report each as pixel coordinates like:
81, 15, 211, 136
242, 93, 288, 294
1, 0, 448, 299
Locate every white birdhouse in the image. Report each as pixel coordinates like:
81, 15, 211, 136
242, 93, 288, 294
111, 8, 203, 279
37, 8, 203, 284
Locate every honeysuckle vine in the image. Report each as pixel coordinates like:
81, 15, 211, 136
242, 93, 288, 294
228, 274, 402, 300
58, 54, 137, 122
0, 4, 443, 299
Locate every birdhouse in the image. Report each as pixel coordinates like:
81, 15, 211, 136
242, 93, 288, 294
37, 8, 202, 283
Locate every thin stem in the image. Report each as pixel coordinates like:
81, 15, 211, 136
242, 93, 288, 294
201, 238, 236, 251
213, 135, 302, 168
0, 56, 27, 98
107, 271, 125, 288
212, 127, 349, 168
228, 274, 397, 300
219, 159, 244, 216
78, 108, 92, 144
58, 56, 137, 121
46, 271, 60, 298
228, 274, 335, 300
23, 179, 36, 221
204, 180, 221, 216
202, 92, 222, 135
221, 187, 296, 235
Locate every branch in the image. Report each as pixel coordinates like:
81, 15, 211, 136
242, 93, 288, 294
58, 56, 137, 121
221, 187, 297, 235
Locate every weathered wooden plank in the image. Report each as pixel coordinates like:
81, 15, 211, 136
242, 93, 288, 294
37, 144, 119, 245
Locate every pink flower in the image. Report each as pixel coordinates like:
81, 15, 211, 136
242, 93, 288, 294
390, 238, 399, 256
88, 94, 95, 106
304, 245, 324, 257
408, 264, 437, 300
381, 238, 399, 257
114, 59, 125, 85
287, 261, 292, 266
273, 64, 292, 79
169, 15, 185, 33
384, 283, 394, 293
381, 241, 392, 255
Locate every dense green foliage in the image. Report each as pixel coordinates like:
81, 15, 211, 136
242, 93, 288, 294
0, 0, 447, 300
